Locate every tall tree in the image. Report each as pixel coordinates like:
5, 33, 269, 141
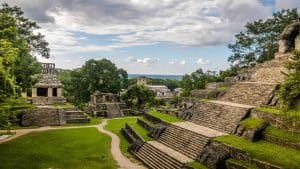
122, 85, 156, 109
63, 59, 128, 105
228, 9, 300, 68
0, 3, 46, 92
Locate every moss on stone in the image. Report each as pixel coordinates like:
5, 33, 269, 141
240, 118, 264, 129
186, 161, 207, 169
227, 158, 258, 169
264, 126, 300, 143
215, 135, 300, 169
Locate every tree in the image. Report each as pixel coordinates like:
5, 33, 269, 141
0, 3, 45, 92
228, 9, 300, 68
181, 74, 193, 96
122, 85, 156, 110
279, 50, 300, 111
62, 59, 128, 106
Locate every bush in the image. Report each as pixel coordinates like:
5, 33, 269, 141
279, 50, 300, 111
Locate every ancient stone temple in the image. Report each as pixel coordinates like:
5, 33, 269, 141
31, 63, 66, 105
87, 91, 130, 117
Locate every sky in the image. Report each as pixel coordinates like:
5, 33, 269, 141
1, 0, 300, 75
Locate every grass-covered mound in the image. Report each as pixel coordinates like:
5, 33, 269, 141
264, 126, 300, 143
0, 128, 118, 169
215, 135, 300, 169
148, 110, 184, 123
240, 118, 264, 129
105, 117, 153, 158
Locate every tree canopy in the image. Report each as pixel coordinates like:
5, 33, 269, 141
59, 59, 129, 106
228, 9, 300, 68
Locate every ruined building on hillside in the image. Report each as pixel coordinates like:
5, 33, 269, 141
137, 76, 182, 99
87, 91, 131, 118
30, 63, 66, 105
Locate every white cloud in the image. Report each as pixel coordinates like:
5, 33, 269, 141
197, 58, 210, 65
127, 56, 159, 65
179, 60, 186, 65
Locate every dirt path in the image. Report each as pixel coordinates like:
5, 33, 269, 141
96, 119, 146, 169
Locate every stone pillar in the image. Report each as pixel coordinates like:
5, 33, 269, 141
295, 34, 300, 51
48, 88, 53, 97
32, 87, 37, 97
57, 88, 62, 97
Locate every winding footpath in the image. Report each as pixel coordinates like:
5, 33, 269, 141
97, 119, 146, 169
0, 120, 146, 169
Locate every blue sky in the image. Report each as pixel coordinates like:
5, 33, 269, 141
2, 0, 300, 75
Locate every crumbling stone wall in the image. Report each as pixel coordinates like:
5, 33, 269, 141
22, 108, 66, 126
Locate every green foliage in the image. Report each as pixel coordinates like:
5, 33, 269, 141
264, 126, 300, 143
0, 98, 34, 130
240, 118, 264, 129
59, 59, 128, 106
148, 110, 184, 123
226, 158, 258, 169
122, 85, 156, 110
228, 9, 300, 68
105, 117, 153, 158
218, 67, 238, 81
279, 50, 300, 111
0, 128, 118, 169
215, 135, 300, 169
186, 161, 207, 169
181, 68, 220, 96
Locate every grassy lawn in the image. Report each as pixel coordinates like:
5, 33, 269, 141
105, 117, 153, 159
148, 110, 184, 123
226, 158, 258, 169
264, 126, 300, 143
240, 118, 264, 129
215, 135, 300, 169
0, 127, 118, 169
255, 106, 300, 119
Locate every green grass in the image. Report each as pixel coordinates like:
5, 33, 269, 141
215, 135, 300, 169
61, 117, 101, 127
139, 116, 155, 126
148, 110, 184, 123
264, 126, 300, 143
53, 103, 76, 108
255, 106, 300, 119
226, 158, 258, 169
217, 86, 230, 91
0, 128, 118, 169
105, 117, 153, 159
186, 161, 208, 169
240, 118, 264, 129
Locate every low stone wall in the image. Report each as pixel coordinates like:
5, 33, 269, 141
198, 141, 281, 169
263, 134, 300, 150
190, 89, 226, 99
137, 118, 153, 132
22, 108, 66, 126
31, 97, 66, 105
251, 109, 300, 133
144, 113, 169, 126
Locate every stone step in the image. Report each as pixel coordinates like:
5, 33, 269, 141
219, 82, 278, 106
157, 123, 225, 159
134, 142, 188, 169
190, 102, 249, 133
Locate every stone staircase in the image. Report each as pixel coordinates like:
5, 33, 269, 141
134, 141, 192, 169
158, 122, 226, 159
219, 82, 278, 106
190, 102, 249, 133
64, 109, 90, 123
105, 103, 123, 118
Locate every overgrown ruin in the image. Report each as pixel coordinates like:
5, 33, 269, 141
121, 22, 300, 169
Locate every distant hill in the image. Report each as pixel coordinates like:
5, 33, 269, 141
128, 74, 183, 80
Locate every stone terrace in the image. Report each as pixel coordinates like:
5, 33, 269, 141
157, 122, 226, 159
189, 102, 249, 133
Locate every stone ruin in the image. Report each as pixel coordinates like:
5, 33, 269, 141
120, 22, 300, 169
22, 63, 90, 126
278, 22, 300, 55
87, 91, 131, 118
30, 63, 66, 105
